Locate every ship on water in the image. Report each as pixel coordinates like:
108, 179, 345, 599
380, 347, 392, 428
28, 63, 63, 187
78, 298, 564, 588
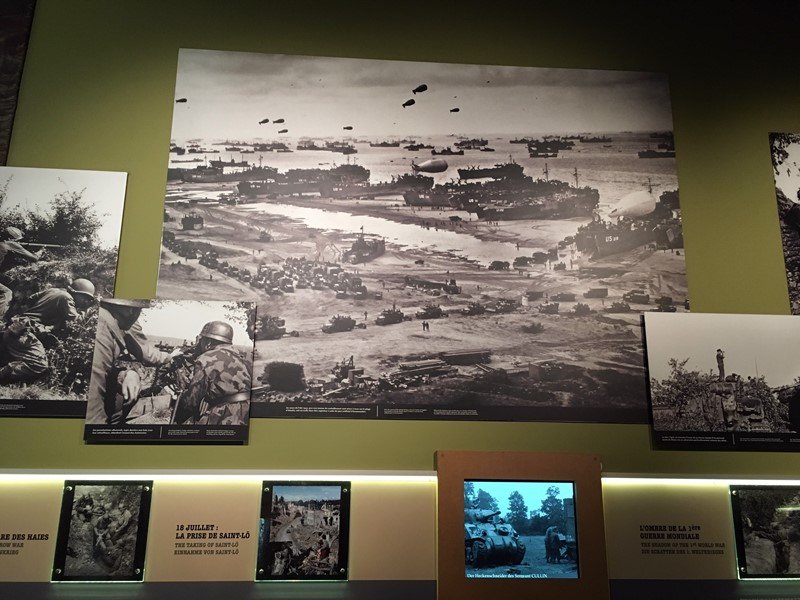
180, 165, 223, 183
405, 162, 599, 219
579, 135, 612, 143
210, 157, 250, 168
431, 147, 464, 156
370, 140, 400, 148
638, 148, 676, 159
458, 158, 524, 180
237, 162, 371, 198
573, 189, 682, 257
454, 138, 488, 150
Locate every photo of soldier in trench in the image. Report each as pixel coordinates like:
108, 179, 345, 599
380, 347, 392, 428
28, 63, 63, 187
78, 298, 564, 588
0, 166, 127, 411
258, 483, 349, 580
732, 486, 800, 578
83, 299, 255, 442
464, 480, 578, 579
53, 483, 150, 581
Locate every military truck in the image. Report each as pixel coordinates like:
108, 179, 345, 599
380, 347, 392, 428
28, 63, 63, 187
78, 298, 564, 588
538, 302, 559, 314
464, 508, 526, 568
583, 288, 608, 298
375, 304, 406, 326
551, 292, 576, 302
181, 213, 204, 230
416, 305, 447, 319
322, 315, 357, 334
622, 289, 650, 304
461, 302, 486, 316
250, 315, 287, 340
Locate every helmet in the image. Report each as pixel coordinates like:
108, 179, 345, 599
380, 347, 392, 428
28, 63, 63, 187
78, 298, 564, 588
100, 298, 151, 308
199, 320, 234, 344
69, 278, 96, 299
4, 227, 22, 241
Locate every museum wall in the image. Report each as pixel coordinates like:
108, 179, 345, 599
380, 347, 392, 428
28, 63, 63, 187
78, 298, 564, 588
2, 0, 800, 475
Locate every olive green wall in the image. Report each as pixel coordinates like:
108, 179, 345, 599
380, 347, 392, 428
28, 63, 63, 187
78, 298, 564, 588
3, 0, 800, 474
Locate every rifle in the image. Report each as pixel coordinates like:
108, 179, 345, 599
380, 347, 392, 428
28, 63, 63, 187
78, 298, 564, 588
19, 242, 66, 248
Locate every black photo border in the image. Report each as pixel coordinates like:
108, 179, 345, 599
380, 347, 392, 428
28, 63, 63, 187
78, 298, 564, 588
730, 484, 800, 580
51, 479, 153, 582
256, 480, 351, 581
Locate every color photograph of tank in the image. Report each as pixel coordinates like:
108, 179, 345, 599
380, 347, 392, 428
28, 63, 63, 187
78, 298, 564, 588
156, 49, 687, 424
731, 486, 800, 578
644, 313, 800, 451
53, 482, 150, 582
464, 480, 578, 579
0, 166, 128, 416
257, 482, 349, 581
83, 299, 255, 443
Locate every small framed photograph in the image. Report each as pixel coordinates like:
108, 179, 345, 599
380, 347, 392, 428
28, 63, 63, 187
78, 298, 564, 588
256, 481, 350, 581
52, 481, 152, 582
731, 485, 800, 579
437, 451, 608, 600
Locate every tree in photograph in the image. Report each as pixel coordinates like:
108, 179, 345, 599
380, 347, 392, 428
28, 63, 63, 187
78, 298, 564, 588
505, 490, 529, 534
540, 485, 565, 529
473, 489, 499, 512
464, 481, 475, 506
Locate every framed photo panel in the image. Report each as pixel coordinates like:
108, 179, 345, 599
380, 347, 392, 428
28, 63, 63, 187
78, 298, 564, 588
256, 480, 351, 581
52, 480, 152, 582
436, 451, 608, 600
730, 485, 800, 579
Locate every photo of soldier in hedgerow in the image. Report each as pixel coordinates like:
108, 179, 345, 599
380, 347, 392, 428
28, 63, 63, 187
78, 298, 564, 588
645, 312, 800, 451
0, 166, 128, 417
52, 481, 152, 582
83, 299, 255, 443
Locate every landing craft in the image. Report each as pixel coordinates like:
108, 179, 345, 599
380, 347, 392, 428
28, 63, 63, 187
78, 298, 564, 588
176, 98, 187, 103
411, 158, 448, 173
402, 99, 415, 108
343, 126, 353, 130
450, 107, 460, 113
259, 118, 269, 124
273, 118, 285, 124
412, 84, 428, 94
278, 129, 288, 134
608, 190, 656, 218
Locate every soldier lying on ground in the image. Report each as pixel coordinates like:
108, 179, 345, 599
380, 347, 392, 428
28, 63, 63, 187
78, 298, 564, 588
85, 299, 181, 425
171, 321, 252, 426
0, 279, 96, 384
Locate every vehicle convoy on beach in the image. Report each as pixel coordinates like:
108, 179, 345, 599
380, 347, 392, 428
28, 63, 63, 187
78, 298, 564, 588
160, 124, 685, 417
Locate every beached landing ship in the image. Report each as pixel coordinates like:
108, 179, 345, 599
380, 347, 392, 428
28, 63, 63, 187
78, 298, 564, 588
341, 229, 385, 264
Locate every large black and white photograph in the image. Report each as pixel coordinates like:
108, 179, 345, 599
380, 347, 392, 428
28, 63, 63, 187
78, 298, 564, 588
257, 482, 350, 581
645, 312, 800, 450
158, 49, 685, 423
0, 165, 128, 417
464, 480, 578, 579
770, 132, 800, 314
83, 299, 255, 443
731, 486, 800, 578
52, 481, 152, 582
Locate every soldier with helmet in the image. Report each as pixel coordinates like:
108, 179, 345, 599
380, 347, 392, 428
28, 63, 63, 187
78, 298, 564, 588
0, 278, 98, 384
85, 298, 181, 425
0, 226, 43, 318
172, 320, 252, 426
